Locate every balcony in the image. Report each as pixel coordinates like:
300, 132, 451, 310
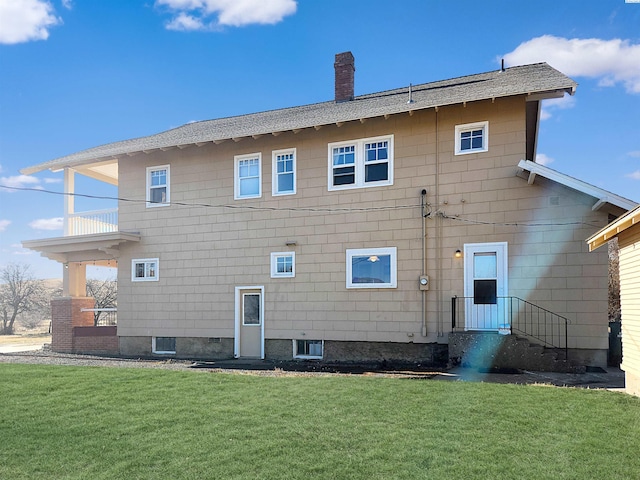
67, 208, 118, 236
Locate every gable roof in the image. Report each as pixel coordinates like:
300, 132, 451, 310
22, 63, 575, 177
517, 160, 637, 214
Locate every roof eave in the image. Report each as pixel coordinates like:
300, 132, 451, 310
587, 204, 640, 251
517, 159, 638, 213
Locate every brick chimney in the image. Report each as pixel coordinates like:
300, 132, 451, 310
334, 51, 355, 103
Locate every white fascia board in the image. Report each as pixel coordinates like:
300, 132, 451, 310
517, 160, 638, 211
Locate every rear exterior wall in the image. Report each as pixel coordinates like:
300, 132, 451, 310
115, 96, 610, 358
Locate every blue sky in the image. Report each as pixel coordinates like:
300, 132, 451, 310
0, 0, 639, 279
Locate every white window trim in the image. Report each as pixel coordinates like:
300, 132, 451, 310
346, 247, 397, 289
293, 339, 324, 359
272, 148, 296, 196
152, 337, 176, 355
270, 251, 295, 278
455, 121, 489, 155
131, 258, 159, 282
234, 153, 262, 200
146, 165, 170, 208
327, 134, 394, 191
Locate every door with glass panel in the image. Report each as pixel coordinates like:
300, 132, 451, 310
463, 243, 508, 330
236, 287, 263, 358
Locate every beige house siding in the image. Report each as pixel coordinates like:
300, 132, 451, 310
618, 227, 640, 396
115, 96, 610, 356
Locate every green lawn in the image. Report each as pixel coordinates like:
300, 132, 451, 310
1, 365, 639, 479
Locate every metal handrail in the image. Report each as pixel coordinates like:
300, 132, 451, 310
451, 296, 568, 356
81, 308, 117, 326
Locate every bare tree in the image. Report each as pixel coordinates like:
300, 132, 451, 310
0, 263, 46, 335
86, 278, 117, 325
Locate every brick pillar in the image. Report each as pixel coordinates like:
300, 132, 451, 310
334, 51, 355, 103
50, 297, 95, 353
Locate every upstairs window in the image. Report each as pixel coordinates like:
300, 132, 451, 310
455, 121, 488, 155
272, 149, 296, 196
235, 153, 262, 199
328, 135, 393, 190
132, 258, 159, 282
146, 165, 170, 207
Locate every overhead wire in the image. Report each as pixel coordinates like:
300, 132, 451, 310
1, 184, 606, 227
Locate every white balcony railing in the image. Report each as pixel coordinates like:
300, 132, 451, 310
66, 208, 118, 236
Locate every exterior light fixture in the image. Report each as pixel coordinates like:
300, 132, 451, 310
455, 249, 462, 258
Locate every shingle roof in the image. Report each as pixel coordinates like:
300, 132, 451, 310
22, 63, 576, 175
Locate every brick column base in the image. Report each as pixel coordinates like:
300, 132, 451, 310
50, 297, 95, 353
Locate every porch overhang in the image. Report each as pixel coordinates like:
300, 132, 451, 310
517, 159, 638, 216
21, 231, 140, 264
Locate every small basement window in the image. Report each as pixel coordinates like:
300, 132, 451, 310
153, 337, 176, 354
294, 339, 323, 359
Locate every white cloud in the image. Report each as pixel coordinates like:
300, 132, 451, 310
156, 0, 297, 30
166, 12, 207, 31
29, 217, 63, 231
535, 153, 554, 166
0, 0, 62, 44
503, 35, 640, 94
626, 171, 640, 180
61, 0, 73, 9
43, 177, 62, 184
628, 151, 640, 158
0, 219, 10, 232
11, 244, 33, 256
0, 174, 41, 191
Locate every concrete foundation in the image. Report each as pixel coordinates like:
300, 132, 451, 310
622, 366, 640, 397
118, 336, 448, 367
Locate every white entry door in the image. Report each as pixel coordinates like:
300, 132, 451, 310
463, 242, 508, 331
234, 286, 264, 359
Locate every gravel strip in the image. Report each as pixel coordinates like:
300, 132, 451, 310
0, 348, 370, 377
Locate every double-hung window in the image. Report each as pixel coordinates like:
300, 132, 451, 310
132, 258, 159, 282
272, 148, 296, 196
346, 247, 397, 289
455, 121, 488, 155
235, 153, 262, 199
328, 135, 393, 190
146, 165, 170, 207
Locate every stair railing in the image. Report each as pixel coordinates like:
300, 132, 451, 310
451, 296, 568, 356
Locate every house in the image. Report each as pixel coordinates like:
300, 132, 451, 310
588, 206, 640, 395
22, 53, 637, 370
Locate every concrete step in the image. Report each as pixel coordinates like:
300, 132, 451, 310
448, 332, 577, 373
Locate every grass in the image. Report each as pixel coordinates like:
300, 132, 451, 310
1, 365, 639, 479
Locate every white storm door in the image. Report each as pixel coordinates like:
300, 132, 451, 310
234, 287, 264, 359
463, 242, 508, 331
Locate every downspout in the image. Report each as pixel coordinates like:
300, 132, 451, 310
421, 189, 428, 336
434, 107, 443, 337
